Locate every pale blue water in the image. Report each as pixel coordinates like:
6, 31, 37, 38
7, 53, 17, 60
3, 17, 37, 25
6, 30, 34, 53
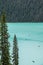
7, 23, 43, 65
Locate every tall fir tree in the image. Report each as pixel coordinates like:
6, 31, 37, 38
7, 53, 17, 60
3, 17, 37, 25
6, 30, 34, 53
0, 22, 1, 55
0, 23, 1, 54
1, 12, 10, 65
0, 19, 1, 65
12, 35, 19, 65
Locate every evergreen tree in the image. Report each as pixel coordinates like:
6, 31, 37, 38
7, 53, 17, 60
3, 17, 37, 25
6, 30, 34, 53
0, 23, 1, 54
12, 35, 19, 65
1, 12, 10, 65
0, 20, 1, 51
0, 22, 1, 54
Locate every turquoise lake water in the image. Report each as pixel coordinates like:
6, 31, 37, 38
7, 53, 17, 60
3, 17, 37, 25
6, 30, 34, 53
7, 23, 43, 65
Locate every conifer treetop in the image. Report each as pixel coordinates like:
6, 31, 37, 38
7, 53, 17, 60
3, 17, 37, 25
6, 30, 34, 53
1, 11, 6, 23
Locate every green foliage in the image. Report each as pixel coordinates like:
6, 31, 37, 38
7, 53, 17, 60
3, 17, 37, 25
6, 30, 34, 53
0, 0, 43, 22
12, 35, 19, 65
1, 12, 10, 65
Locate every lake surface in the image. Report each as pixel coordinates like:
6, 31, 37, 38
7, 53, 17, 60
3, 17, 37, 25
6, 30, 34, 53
7, 23, 43, 65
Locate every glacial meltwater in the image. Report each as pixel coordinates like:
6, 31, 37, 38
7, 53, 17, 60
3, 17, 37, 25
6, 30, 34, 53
7, 23, 43, 65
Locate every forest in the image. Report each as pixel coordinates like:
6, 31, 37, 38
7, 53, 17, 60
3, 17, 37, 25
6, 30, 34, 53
0, 0, 43, 22
0, 12, 19, 65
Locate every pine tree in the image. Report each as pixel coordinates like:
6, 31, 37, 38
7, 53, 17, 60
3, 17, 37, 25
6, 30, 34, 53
0, 15, 2, 65
0, 22, 1, 53
0, 20, 1, 52
12, 35, 19, 65
1, 12, 10, 65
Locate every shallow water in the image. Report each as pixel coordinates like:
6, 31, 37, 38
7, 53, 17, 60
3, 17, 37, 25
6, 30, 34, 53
7, 23, 43, 65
